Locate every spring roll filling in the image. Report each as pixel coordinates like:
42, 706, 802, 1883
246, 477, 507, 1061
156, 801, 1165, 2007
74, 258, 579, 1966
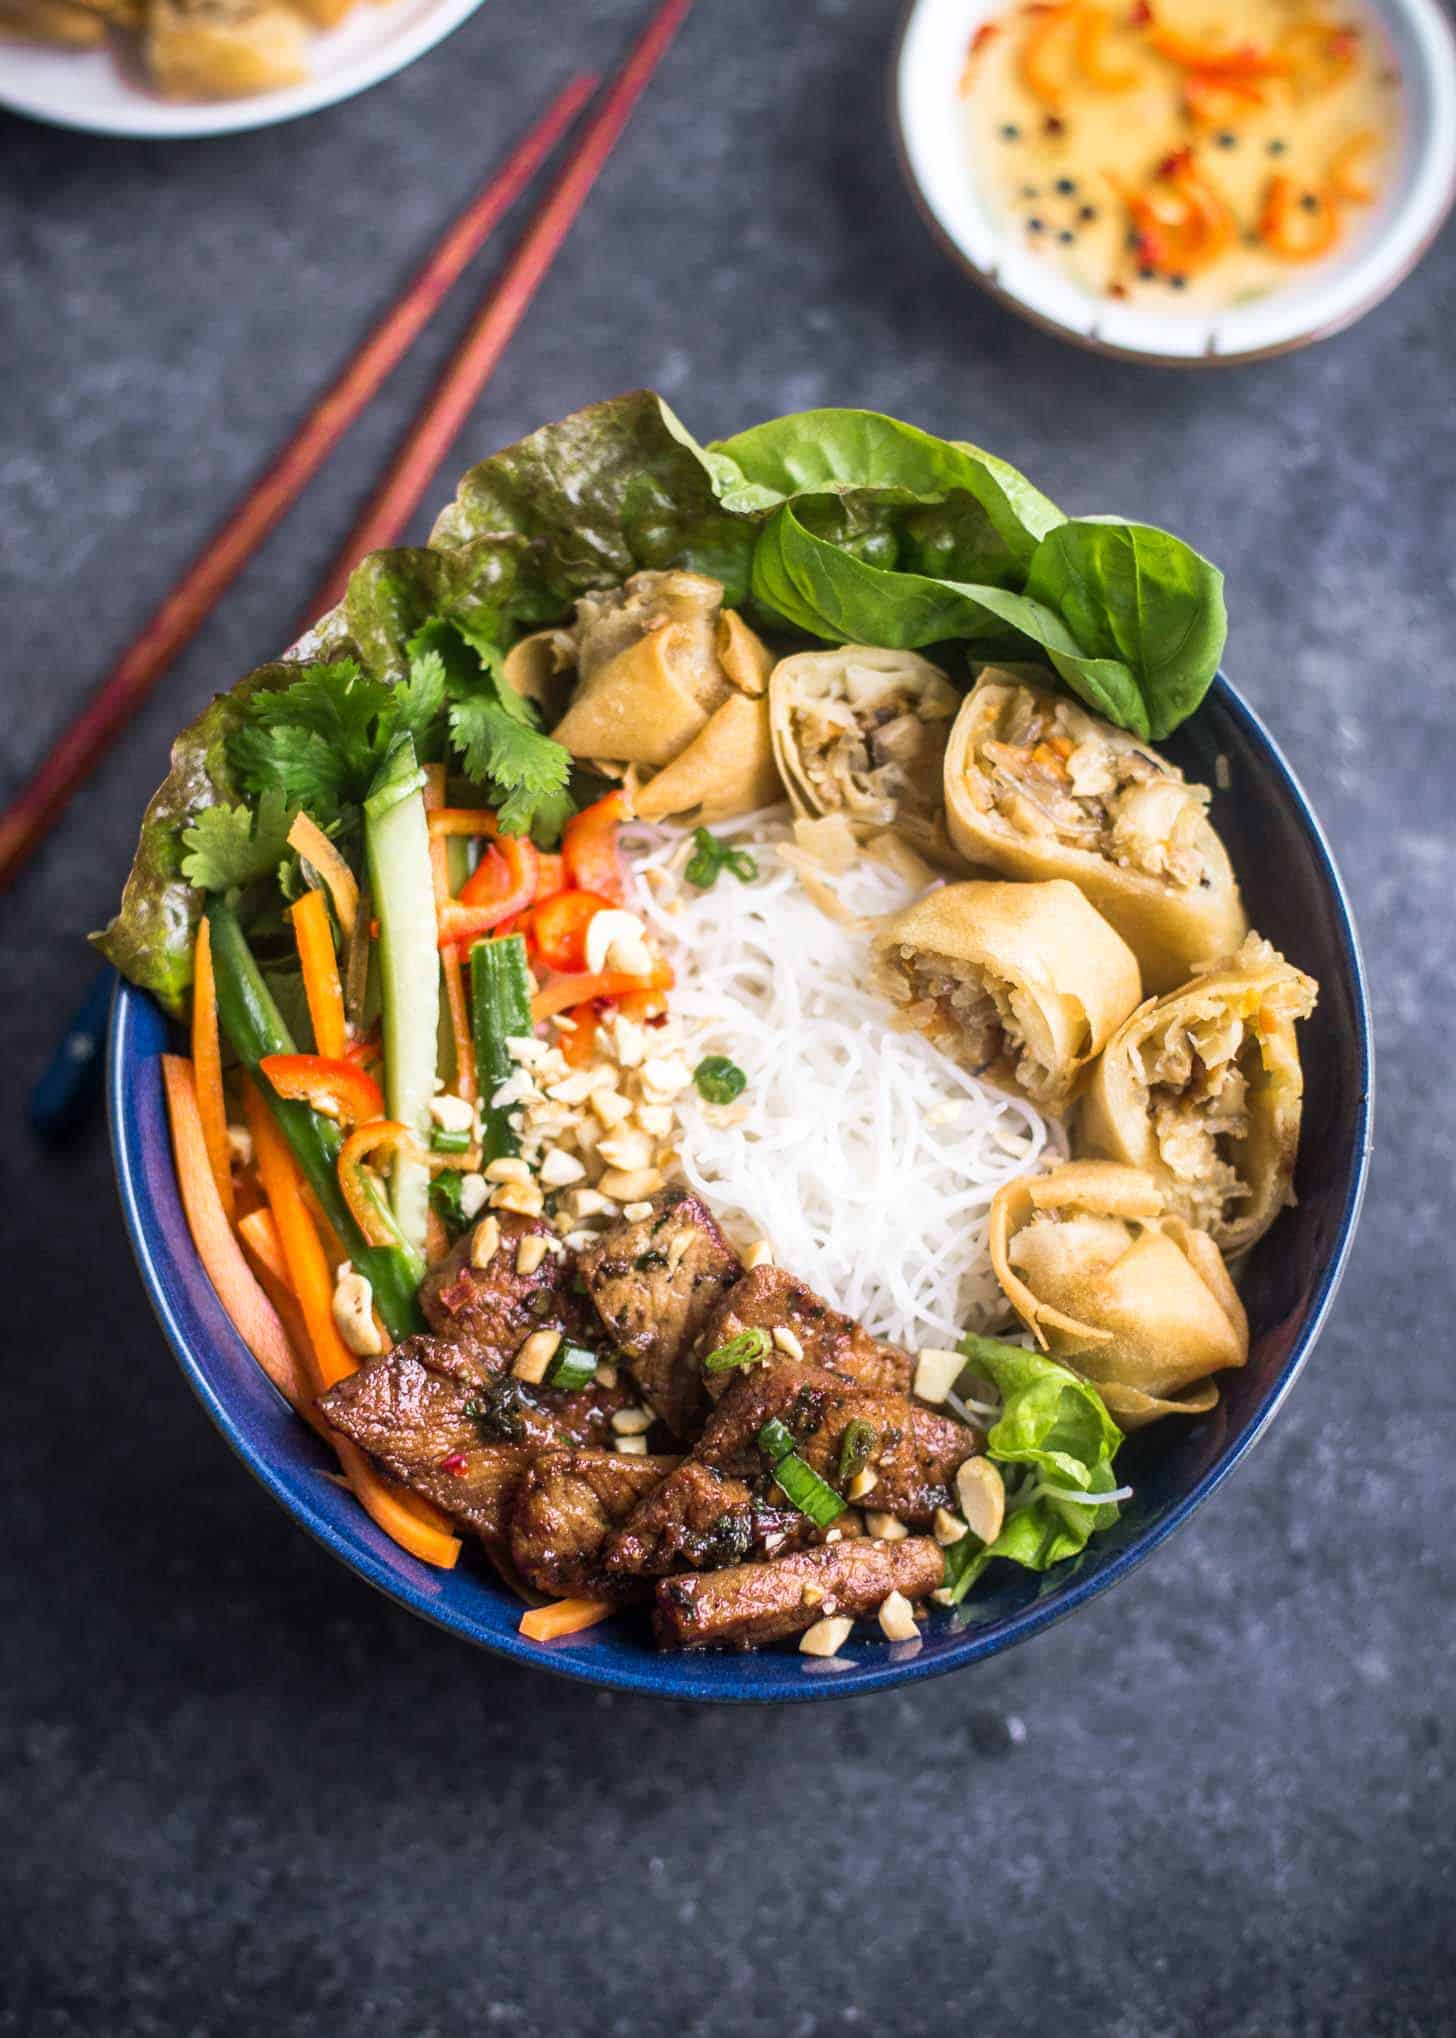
972, 691, 1212, 889
1136, 1008, 1257, 1232
887, 942, 1062, 1105
790, 664, 955, 829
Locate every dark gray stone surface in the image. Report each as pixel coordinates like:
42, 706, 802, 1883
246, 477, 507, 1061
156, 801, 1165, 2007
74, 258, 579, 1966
2, 1, 1452, 2031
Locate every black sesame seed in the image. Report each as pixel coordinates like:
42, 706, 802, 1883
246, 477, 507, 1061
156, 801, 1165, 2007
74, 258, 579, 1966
1169, 273, 1188, 289
1044, 114, 1066, 135
1058, 229, 1076, 243
1000, 122, 1021, 140
1138, 265, 1156, 281
1055, 176, 1076, 194
1268, 137, 1287, 156
1215, 130, 1237, 148
1026, 217, 1045, 234
1299, 191, 1320, 212
1079, 203, 1098, 221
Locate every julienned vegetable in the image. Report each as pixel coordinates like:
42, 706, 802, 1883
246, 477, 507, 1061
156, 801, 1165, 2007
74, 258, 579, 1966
364, 734, 438, 1255
470, 934, 533, 1164
205, 897, 425, 1340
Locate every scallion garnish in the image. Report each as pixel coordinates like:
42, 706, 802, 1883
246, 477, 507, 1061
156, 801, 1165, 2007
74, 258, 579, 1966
694, 1055, 747, 1105
430, 1126, 472, 1155
757, 1418, 843, 1529
685, 826, 758, 891
545, 1341, 600, 1391
836, 1418, 877, 1487
703, 1327, 772, 1373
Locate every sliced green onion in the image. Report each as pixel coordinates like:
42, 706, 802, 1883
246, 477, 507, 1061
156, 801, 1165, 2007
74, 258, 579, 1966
685, 826, 758, 891
758, 1415, 798, 1464
836, 1418, 877, 1487
430, 1126, 472, 1155
704, 1327, 772, 1374
694, 1055, 747, 1105
546, 1342, 599, 1391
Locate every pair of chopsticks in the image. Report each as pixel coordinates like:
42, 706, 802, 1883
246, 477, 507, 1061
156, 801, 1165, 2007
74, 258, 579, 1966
0, 0, 692, 899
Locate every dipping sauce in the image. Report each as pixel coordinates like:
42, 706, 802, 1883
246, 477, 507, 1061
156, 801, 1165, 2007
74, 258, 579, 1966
960, 1, 1402, 307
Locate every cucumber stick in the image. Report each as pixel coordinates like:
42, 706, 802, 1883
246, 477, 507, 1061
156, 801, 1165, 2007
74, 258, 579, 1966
205, 899, 425, 1340
364, 735, 439, 1256
470, 934, 533, 1164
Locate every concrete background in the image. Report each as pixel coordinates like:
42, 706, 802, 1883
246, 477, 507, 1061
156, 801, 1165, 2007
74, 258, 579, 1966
2, 1, 1452, 2030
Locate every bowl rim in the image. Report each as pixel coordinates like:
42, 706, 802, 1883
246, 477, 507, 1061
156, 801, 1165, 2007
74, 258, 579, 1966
888, 0, 1456, 368
107, 670, 1373, 1702
0, 0, 489, 141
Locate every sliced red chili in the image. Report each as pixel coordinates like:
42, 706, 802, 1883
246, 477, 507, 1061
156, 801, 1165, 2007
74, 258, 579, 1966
259, 1053, 384, 1127
561, 790, 630, 904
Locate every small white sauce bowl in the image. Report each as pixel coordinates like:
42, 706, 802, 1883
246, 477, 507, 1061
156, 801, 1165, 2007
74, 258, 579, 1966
0, 0, 488, 139
891, 0, 1456, 364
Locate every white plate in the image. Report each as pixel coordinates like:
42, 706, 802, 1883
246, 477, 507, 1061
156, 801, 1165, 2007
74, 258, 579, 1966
0, 0, 487, 137
892, 0, 1456, 364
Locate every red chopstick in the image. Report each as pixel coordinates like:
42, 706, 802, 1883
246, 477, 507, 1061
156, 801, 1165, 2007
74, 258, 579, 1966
306, 0, 696, 623
0, 74, 596, 896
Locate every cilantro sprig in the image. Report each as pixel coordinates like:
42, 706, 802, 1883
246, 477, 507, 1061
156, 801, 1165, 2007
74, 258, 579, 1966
225, 621, 574, 851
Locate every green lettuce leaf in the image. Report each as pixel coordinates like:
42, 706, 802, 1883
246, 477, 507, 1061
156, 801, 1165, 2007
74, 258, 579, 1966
941, 1336, 1125, 1604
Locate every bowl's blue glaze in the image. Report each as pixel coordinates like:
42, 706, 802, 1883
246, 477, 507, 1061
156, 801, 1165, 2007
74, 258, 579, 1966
108, 673, 1372, 1702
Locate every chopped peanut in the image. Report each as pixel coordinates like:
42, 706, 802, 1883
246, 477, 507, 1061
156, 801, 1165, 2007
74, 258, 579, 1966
512, 1330, 562, 1384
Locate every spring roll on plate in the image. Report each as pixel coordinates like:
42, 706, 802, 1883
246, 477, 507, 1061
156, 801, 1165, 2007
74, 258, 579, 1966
502, 570, 781, 824
1080, 935, 1318, 1255
942, 671, 1247, 993
872, 878, 1141, 1117
988, 1160, 1249, 1428
768, 646, 960, 860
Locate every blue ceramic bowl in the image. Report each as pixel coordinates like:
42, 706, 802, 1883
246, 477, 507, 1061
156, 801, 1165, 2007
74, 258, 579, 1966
108, 673, 1372, 1702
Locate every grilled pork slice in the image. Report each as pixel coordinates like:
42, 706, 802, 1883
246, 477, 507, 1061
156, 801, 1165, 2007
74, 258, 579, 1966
419, 1215, 589, 1380
318, 1352, 529, 1562
693, 1358, 977, 1526
578, 1188, 741, 1436
655, 1537, 945, 1651
604, 1459, 832, 1578
696, 1263, 913, 1399
454, 1369, 642, 1452
509, 1450, 678, 1601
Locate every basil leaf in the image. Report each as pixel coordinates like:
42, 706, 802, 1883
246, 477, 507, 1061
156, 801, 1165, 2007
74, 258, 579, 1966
1025, 520, 1227, 740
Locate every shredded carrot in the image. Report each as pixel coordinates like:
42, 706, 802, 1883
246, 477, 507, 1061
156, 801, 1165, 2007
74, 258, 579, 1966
290, 888, 347, 1062
519, 1597, 614, 1641
287, 812, 358, 935
237, 1205, 291, 1290
243, 1081, 459, 1568
189, 917, 235, 1225
161, 1055, 309, 1412
424, 765, 477, 1102
1259, 174, 1340, 260
1020, 1, 1076, 106
1074, 4, 1137, 89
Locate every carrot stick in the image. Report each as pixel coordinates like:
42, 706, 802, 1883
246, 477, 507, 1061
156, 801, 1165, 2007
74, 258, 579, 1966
288, 812, 359, 935
519, 1598, 615, 1641
237, 1205, 292, 1291
0, 75, 598, 897
243, 1080, 460, 1568
308, 0, 695, 618
424, 764, 477, 1103
290, 887, 347, 1061
161, 1055, 310, 1413
190, 918, 235, 1225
